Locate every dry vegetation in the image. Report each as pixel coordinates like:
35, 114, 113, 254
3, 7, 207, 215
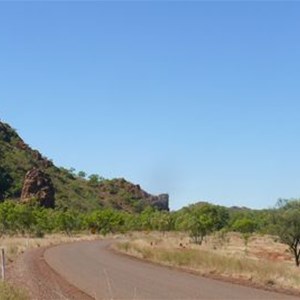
0, 281, 28, 300
0, 233, 99, 264
115, 231, 300, 293
0, 233, 100, 300
1, 231, 299, 299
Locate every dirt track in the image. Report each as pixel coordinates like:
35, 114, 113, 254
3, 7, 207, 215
43, 240, 299, 300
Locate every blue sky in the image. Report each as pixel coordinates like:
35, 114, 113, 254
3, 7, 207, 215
1, 2, 300, 210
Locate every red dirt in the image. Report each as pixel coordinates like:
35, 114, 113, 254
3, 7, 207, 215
254, 250, 291, 262
6, 245, 92, 300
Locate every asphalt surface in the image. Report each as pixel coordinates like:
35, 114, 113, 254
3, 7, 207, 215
44, 240, 299, 300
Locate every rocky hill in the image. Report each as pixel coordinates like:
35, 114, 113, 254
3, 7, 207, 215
0, 120, 169, 212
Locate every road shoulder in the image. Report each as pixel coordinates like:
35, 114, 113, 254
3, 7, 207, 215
7, 244, 92, 300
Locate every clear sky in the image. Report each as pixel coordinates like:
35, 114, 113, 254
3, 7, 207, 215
1, 1, 300, 210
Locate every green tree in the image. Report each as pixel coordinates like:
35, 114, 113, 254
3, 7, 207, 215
69, 167, 76, 174
274, 201, 300, 266
78, 171, 86, 178
33, 207, 55, 236
12, 204, 35, 235
88, 174, 104, 186
86, 209, 125, 235
0, 167, 12, 199
188, 213, 212, 244
55, 210, 81, 236
231, 218, 257, 234
0, 201, 17, 235
139, 207, 156, 230
180, 205, 215, 244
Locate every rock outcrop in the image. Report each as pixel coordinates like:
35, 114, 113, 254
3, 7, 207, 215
149, 193, 169, 211
1, 119, 170, 211
98, 178, 169, 212
21, 168, 55, 208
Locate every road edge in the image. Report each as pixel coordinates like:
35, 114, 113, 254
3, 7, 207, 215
110, 242, 300, 298
7, 242, 94, 300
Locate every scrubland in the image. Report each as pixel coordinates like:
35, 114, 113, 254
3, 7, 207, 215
116, 231, 300, 294
1, 230, 299, 299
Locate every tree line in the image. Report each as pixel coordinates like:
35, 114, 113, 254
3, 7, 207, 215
0, 199, 300, 265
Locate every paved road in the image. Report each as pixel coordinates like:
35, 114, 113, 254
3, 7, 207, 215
44, 240, 299, 300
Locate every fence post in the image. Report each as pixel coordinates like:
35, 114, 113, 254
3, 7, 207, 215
1, 248, 5, 281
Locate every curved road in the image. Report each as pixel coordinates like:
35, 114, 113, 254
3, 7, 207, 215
44, 240, 299, 300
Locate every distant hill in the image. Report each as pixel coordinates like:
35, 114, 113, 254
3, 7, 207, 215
178, 201, 253, 214
0, 120, 169, 212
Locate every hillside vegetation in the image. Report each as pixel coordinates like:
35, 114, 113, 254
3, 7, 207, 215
2, 119, 300, 288
0, 121, 168, 212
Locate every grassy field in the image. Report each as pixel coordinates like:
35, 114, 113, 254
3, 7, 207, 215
115, 231, 300, 293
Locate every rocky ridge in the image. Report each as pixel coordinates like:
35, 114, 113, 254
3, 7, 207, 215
0, 120, 169, 212
98, 178, 169, 212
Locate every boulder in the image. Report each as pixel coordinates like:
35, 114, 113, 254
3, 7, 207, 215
21, 168, 55, 208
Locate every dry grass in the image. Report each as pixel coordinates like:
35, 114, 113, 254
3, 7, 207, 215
0, 281, 29, 300
115, 231, 300, 292
0, 232, 104, 300
0, 233, 101, 264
